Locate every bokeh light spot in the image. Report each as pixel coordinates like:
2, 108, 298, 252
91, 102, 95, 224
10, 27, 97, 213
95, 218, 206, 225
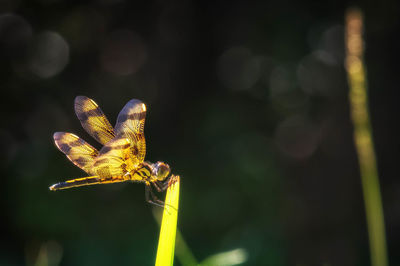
268, 64, 309, 110
59, 7, 106, 51
217, 46, 261, 91
269, 65, 296, 96
100, 30, 147, 76
297, 51, 344, 98
275, 115, 320, 160
0, 13, 32, 57
28, 31, 69, 78
318, 25, 345, 63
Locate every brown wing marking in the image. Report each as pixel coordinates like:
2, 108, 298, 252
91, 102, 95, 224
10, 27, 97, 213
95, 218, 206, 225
74, 96, 115, 145
53, 132, 98, 175
114, 99, 147, 166
92, 137, 134, 179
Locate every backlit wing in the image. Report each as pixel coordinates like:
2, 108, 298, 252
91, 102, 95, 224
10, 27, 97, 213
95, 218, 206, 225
53, 132, 98, 175
92, 137, 134, 178
114, 99, 147, 166
74, 96, 115, 145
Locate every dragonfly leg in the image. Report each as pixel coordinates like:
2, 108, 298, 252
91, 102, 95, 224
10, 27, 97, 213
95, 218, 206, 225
154, 180, 172, 192
146, 182, 177, 212
159, 175, 174, 191
145, 183, 165, 207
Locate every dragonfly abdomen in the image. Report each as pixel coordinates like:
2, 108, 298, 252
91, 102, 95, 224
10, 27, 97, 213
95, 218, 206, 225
49, 176, 126, 191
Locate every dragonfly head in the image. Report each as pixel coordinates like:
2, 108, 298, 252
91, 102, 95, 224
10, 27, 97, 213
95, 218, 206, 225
152, 161, 170, 181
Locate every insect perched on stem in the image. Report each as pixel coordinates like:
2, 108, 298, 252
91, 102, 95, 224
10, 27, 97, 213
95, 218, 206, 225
50, 96, 177, 207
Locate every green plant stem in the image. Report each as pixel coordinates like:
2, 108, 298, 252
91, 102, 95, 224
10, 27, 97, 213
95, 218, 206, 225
175, 229, 199, 266
153, 186, 198, 266
345, 8, 388, 266
155, 176, 180, 266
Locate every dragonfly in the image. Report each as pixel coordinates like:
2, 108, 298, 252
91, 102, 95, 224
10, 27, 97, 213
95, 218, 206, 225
50, 96, 176, 207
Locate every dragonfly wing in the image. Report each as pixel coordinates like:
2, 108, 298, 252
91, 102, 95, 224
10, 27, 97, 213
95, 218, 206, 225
92, 137, 134, 179
53, 132, 98, 175
74, 96, 115, 145
114, 99, 147, 167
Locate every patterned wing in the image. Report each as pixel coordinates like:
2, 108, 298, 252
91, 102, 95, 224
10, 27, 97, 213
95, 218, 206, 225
54, 132, 98, 175
92, 137, 134, 178
114, 99, 147, 166
74, 96, 115, 145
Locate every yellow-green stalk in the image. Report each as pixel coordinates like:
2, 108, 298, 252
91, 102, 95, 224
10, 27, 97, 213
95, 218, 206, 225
345, 8, 388, 266
155, 175, 180, 266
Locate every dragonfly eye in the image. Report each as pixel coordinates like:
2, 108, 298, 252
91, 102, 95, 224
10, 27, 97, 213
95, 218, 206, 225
153, 162, 170, 181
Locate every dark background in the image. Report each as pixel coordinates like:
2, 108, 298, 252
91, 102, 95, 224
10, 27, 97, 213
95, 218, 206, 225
1, 0, 400, 265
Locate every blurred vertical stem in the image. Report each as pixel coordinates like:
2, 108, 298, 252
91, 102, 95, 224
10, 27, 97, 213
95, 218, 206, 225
155, 176, 180, 266
345, 8, 388, 266
33, 241, 63, 266
175, 229, 199, 266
